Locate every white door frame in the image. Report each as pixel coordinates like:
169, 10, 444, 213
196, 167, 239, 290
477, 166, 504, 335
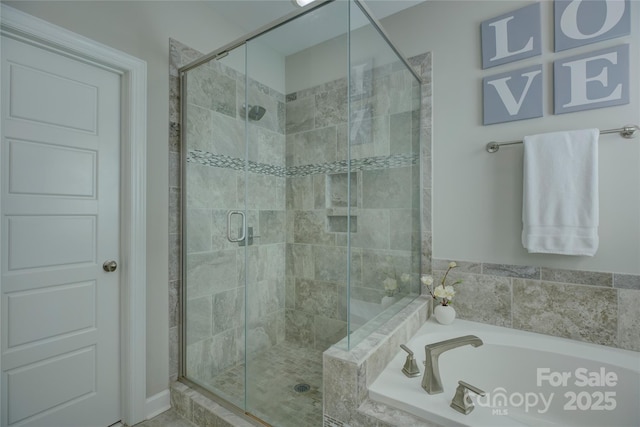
0, 4, 147, 426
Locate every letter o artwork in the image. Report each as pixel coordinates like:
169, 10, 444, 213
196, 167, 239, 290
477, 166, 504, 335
555, 0, 631, 52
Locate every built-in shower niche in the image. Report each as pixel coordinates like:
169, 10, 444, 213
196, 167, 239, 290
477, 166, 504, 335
326, 172, 358, 233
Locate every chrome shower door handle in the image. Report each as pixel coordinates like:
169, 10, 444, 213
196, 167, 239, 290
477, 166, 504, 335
227, 210, 246, 243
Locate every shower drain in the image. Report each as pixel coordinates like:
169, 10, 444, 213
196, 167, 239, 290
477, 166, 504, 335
293, 383, 311, 393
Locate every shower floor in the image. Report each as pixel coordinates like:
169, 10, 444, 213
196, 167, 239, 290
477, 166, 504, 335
208, 341, 324, 427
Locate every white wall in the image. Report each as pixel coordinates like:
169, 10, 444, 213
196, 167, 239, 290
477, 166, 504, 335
382, 0, 640, 274
2, 0, 245, 397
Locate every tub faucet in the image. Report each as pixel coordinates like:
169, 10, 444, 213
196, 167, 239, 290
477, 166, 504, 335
421, 335, 483, 394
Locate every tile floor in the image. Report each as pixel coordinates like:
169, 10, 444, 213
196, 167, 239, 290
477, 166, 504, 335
208, 341, 323, 427
138, 341, 323, 427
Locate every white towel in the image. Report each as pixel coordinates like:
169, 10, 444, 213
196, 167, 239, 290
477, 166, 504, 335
522, 129, 599, 256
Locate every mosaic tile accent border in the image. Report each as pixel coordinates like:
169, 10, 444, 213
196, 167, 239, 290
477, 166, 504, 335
187, 149, 418, 178
188, 149, 287, 177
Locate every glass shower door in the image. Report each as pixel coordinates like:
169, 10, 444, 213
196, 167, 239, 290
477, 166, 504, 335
243, 2, 348, 425
182, 45, 247, 408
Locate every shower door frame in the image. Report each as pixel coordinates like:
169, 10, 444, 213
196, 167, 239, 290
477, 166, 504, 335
178, 0, 423, 420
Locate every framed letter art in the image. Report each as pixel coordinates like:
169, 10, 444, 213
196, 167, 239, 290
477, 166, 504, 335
555, 0, 630, 52
554, 44, 629, 114
481, 3, 541, 69
483, 64, 543, 125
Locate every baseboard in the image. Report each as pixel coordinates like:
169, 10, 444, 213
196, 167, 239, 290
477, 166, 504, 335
145, 389, 171, 420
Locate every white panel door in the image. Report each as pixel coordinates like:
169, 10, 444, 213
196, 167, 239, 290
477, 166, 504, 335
1, 35, 121, 427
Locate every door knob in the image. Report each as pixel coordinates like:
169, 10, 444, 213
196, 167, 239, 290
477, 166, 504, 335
103, 260, 118, 272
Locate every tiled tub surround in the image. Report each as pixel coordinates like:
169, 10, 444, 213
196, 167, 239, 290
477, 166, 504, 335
324, 263, 640, 427
431, 259, 640, 352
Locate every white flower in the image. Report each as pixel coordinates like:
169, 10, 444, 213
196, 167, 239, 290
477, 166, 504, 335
421, 275, 434, 286
383, 277, 398, 291
401, 273, 411, 283
434, 285, 455, 300
448, 261, 457, 268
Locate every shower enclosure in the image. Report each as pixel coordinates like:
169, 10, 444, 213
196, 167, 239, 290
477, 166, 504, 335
180, 1, 422, 425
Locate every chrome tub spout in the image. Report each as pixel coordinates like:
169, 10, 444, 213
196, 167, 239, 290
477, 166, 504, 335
422, 335, 483, 394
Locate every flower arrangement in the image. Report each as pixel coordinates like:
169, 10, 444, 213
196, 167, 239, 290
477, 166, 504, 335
421, 262, 462, 306
383, 272, 411, 297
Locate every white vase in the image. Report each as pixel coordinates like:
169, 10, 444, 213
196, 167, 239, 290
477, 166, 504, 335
434, 304, 456, 325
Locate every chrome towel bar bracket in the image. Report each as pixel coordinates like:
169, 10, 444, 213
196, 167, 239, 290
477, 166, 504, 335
486, 124, 640, 153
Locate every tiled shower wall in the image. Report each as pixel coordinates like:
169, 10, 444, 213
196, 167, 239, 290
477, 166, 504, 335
284, 63, 422, 351
170, 37, 424, 380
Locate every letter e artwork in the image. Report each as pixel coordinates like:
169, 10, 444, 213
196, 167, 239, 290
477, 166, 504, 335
554, 44, 629, 114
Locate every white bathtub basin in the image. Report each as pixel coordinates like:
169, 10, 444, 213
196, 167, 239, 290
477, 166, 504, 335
369, 319, 640, 427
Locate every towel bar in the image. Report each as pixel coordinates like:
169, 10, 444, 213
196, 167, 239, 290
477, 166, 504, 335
486, 124, 640, 153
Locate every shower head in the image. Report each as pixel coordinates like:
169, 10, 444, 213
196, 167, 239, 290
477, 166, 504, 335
244, 104, 266, 121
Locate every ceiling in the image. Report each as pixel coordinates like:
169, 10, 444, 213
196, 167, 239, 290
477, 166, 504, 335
208, 0, 425, 56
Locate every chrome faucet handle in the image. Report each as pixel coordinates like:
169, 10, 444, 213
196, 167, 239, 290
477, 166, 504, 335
450, 380, 486, 415
400, 344, 421, 378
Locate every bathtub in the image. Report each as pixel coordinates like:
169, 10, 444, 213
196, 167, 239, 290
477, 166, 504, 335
369, 319, 640, 427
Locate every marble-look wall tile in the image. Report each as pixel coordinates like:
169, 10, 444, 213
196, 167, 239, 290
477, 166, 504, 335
211, 110, 244, 158
169, 152, 181, 188
315, 89, 348, 128
617, 289, 640, 351
187, 64, 236, 118
286, 96, 314, 133
293, 210, 335, 245
541, 268, 613, 287
285, 309, 314, 346
389, 111, 415, 155
186, 296, 212, 345
348, 115, 391, 160
169, 325, 179, 381
361, 250, 412, 293
248, 125, 285, 167
389, 209, 414, 251
169, 280, 180, 329
243, 244, 285, 285
431, 259, 481, 274
286, 176, 313, 210
186, 208, 211, 253
186, 250, 237, 298
323, 355, 360, 424
295, 278, 338, 318
313, 174, 326, 209
186, 103, 213, 152
240, 173, 283, 210
614, 273, 640, 290
186, 164, 239, 209
258, 210, 285, 244
446, 272, 512, 327
169, 187, 181, 235
314, 316, 347, 350
351, 209, 390, 250
169, 233, 182, 282
286, 243, 315, 279
483, 263, 540, 280
212, 287, 244, 335
313, 245, 360, 284
286, 126, 338, 167
513, 279, 617, 346
362, 167, 411, 209
247, 87, 284, 134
